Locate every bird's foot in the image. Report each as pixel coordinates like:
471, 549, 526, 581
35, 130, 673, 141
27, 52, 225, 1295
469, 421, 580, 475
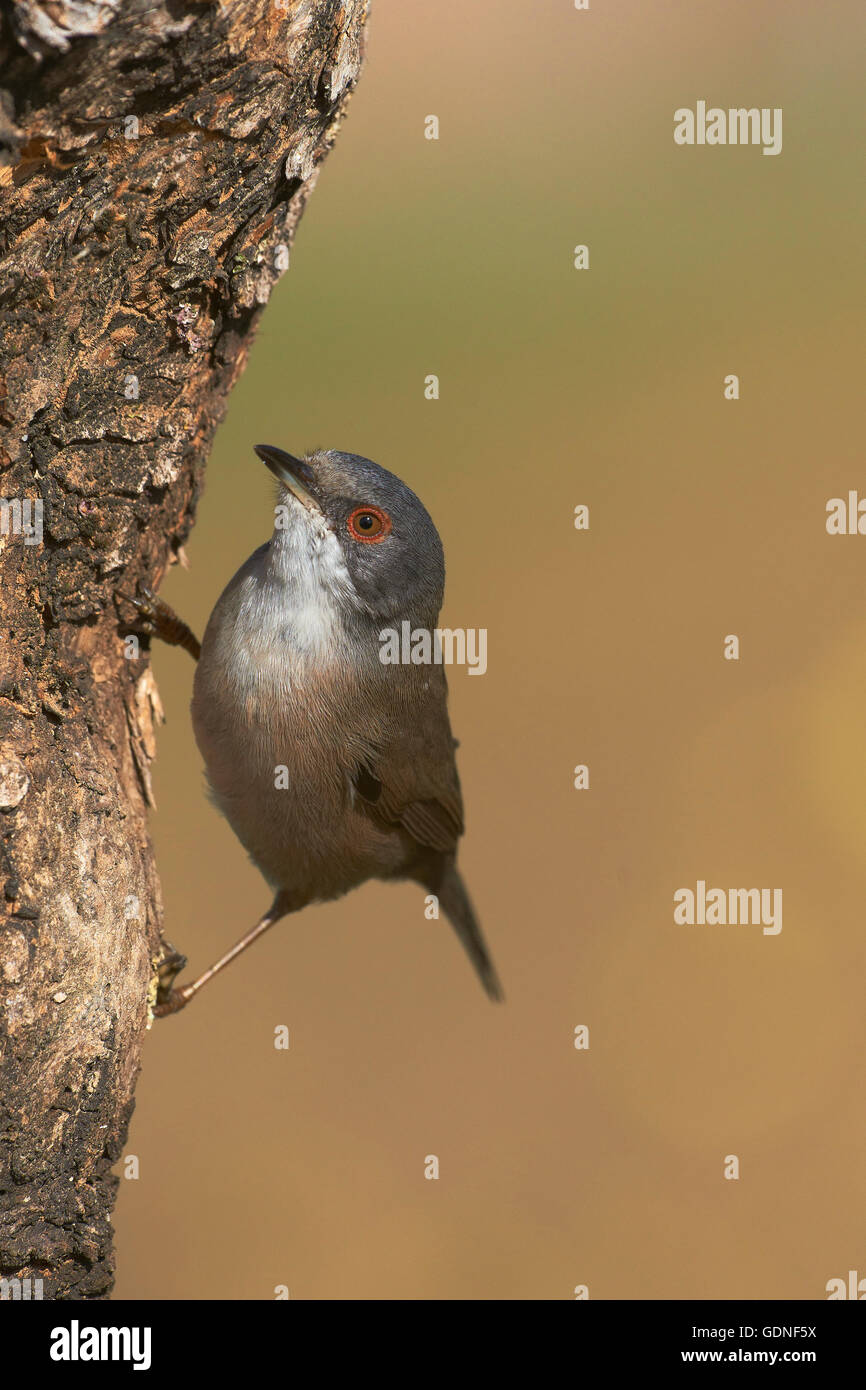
154, 943, 201, 1017
156, 943, 187, 996
153, 983, 196, 1018
117, 584, 201, 661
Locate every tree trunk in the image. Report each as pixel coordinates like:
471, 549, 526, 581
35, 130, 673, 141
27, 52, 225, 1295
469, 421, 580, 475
0, 0, 366, 1299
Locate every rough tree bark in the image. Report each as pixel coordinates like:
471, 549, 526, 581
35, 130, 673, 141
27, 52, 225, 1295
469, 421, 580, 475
0, 0, 367, 1299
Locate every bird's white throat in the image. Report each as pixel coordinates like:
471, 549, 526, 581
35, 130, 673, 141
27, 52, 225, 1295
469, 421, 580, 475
260, 497, 355, 657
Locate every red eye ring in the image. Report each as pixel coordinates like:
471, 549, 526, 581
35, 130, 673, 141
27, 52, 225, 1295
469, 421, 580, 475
347, 506, 392, 543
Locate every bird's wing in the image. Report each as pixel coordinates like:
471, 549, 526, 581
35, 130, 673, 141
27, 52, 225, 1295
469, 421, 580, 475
352, 676, 464, 855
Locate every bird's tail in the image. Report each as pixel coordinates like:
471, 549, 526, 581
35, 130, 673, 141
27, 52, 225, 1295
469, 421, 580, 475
434, 861, 504, 1002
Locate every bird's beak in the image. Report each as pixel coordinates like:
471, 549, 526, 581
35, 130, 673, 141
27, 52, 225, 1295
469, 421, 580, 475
254, 444, 321, 513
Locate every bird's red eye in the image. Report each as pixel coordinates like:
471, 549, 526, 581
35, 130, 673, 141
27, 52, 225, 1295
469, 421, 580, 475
347, 506, 391, 543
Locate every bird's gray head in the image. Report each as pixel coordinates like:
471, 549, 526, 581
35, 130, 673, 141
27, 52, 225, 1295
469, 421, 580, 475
255, 444, 445, 625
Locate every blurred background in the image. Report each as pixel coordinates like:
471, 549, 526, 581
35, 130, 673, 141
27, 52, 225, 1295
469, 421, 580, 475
113, 0, 866, 1298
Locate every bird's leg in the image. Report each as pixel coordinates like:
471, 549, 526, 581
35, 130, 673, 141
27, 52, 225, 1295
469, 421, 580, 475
153, 893, 293, 1018
117, 583, 201, 661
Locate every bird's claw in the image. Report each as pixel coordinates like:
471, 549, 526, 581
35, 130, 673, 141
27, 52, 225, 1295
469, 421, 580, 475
117, 584, 159, 635
156, 944, 187, 999
116, 584, 202, 661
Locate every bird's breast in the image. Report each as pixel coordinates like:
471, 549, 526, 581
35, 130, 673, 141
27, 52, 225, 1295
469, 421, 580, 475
189, 568, 401, 898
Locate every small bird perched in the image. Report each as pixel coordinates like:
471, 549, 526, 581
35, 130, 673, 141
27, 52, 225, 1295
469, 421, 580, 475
130, 445, 503, 1015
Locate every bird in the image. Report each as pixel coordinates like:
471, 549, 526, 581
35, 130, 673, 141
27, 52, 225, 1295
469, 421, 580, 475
125, 445, 503, 1015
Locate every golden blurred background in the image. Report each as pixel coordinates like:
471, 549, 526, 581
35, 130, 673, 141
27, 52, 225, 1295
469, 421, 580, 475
113, 0, 866, 1298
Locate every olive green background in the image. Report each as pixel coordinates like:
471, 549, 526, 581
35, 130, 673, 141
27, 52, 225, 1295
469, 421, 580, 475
114, 0, 865, 1299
